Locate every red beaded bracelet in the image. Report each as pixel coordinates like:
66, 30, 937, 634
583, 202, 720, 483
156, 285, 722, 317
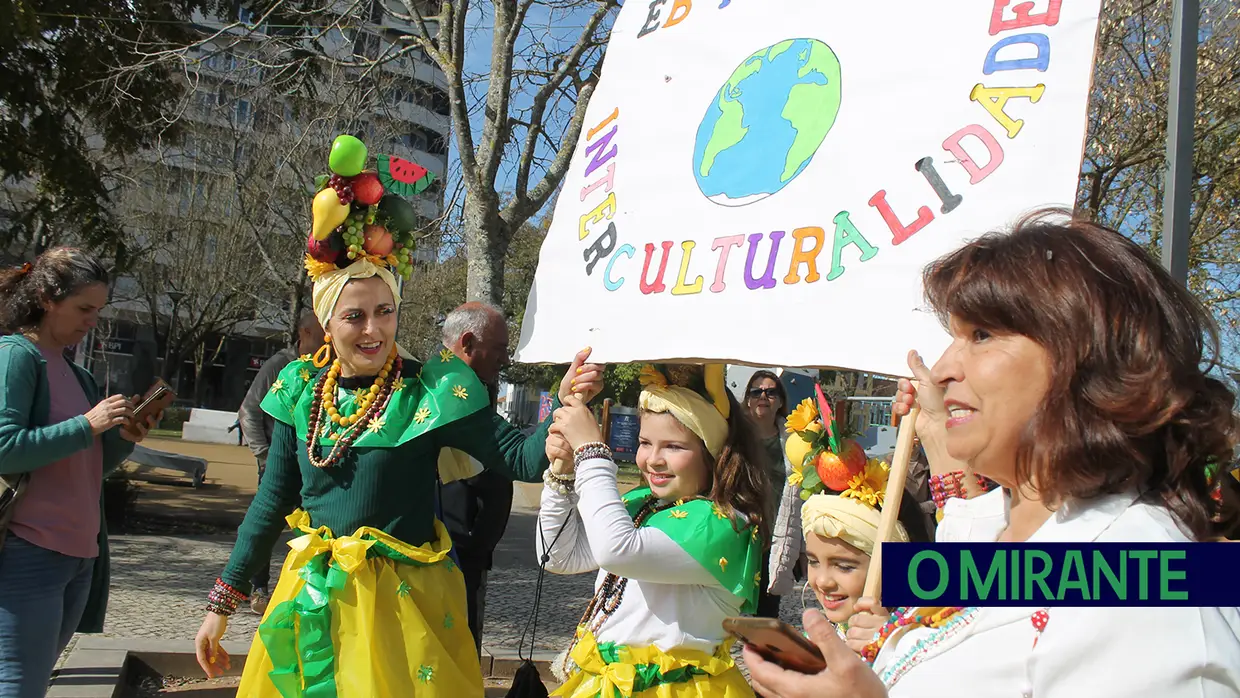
930, 471, 998, 508
929, 471, 965, 508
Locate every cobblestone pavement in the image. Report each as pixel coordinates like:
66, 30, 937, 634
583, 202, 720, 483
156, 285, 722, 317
80, 510, 804, 656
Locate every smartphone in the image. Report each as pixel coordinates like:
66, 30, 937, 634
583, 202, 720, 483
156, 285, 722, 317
125, 379, 176, 435
722, 617, 826, 674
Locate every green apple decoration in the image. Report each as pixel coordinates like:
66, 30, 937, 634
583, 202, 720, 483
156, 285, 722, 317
329, 135, 368, 177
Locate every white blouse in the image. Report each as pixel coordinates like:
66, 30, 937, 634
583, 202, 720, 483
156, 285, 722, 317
536, 457, 744, 653
875, 489, 1240, 698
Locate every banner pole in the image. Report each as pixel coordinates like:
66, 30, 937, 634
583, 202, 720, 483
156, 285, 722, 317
862, 406, 919, 604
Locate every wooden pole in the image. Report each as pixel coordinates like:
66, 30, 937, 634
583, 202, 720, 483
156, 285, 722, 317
602, 398, 614, 444
862, 406, 920, 603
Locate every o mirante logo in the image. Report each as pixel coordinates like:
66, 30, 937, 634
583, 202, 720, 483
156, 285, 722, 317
882, 543, 1236, 607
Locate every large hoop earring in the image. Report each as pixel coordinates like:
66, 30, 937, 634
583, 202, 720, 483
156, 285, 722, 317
312, 333, 333, 368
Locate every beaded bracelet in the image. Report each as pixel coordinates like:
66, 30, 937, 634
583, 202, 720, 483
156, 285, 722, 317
206, 577, 247, 616
930, 471, 999, 509
542, 467, 575, 496
928, 471, 966, 509
573, 442, 612, 468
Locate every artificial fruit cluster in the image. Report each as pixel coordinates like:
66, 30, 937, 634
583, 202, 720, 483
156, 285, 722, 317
785, 385, 868, 498
307, 135, 439, 281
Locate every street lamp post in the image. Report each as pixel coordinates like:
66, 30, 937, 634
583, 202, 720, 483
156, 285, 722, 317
165, 290, 186, 394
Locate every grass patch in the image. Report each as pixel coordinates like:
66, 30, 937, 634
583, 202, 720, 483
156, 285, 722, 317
149, 428, 183, 439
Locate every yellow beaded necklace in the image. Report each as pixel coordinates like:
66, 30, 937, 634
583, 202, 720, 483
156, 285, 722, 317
320, 348, 398, 427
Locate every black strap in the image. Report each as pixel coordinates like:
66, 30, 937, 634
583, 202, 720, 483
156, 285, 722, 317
517, 507, 572, 662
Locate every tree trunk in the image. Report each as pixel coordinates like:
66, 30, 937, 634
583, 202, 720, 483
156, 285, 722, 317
462, 192, 509, 306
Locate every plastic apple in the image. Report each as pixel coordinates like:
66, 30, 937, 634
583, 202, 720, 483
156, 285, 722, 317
307, 231, 343, 263
363, 225, 395, 257
351, 171, 385, 206
329, 135, 367, 177
815, 439, 867, 491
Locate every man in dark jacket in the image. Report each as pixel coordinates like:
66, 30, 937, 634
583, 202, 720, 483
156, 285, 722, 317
440, 302, 513, 655
237, 310, 322, 614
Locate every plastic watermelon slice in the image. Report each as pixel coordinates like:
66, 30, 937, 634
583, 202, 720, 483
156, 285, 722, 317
378, 155, 436, 197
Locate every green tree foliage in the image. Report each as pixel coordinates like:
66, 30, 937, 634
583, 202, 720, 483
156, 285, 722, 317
0, 0, 225, 250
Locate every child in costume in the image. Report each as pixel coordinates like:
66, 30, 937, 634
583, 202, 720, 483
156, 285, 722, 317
779, 393, 933, 644
799, 465, 907, 640
191, 136, 603, 698
538, 364, 770, 698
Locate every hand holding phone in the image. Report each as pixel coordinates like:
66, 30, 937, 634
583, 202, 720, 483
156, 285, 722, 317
723, 617, 826, 674
124, 379, 176, 439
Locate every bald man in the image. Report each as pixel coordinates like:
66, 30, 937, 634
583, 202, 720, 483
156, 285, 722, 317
439, 302, 513, 655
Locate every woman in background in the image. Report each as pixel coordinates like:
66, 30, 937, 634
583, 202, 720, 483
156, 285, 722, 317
0, 249, 158, 698
741, 370, 797, 618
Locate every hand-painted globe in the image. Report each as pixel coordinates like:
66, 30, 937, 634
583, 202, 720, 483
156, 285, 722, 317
692, 39, 843, 207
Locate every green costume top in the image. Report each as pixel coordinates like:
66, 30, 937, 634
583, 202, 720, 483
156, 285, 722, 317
220, 351, 557, 593
621, 486, 763, 613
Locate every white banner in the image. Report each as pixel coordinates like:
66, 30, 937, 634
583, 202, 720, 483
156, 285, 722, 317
515, 0, 1102, 377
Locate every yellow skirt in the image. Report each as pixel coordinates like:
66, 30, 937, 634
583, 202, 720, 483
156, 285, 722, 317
236, 510, 482, 698
553, 631, 754, 698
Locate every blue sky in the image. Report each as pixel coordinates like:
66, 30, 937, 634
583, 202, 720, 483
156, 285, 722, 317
441, 2, 611, 229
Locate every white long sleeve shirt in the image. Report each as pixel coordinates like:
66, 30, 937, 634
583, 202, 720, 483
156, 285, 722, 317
536, 457, 745, 653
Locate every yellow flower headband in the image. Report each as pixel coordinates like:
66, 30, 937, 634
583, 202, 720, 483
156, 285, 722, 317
637, 364, 731, 459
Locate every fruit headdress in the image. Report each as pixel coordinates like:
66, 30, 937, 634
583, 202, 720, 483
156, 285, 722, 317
784, 384, 872, 500
790, 385, 908, 554
304, 134, 437, 283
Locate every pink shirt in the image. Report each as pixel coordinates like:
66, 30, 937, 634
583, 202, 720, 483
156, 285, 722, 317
9, 347, 103, 558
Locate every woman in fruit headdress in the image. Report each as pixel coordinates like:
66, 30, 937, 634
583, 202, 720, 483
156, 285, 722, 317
538, 363, 770, 698
190, 135, 604, 697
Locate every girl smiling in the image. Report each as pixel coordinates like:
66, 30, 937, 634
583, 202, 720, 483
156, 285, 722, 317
538, 363, 770, 698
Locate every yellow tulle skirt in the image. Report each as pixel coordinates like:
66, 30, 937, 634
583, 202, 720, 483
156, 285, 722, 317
553, 630, 754, 698
235, 510, 482, 698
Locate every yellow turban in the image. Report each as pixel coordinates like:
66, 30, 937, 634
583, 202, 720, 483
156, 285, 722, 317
637, 365, 729, 459
800, 494, 907, 557
311, 259, 412, 359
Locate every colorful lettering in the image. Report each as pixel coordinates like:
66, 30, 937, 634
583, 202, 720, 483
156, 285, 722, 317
583, 126, 618, 178
969, 84, 1045, 138
640, 241, 674, 294
587, 108, 619, 140
868, 190, 934, 246
663, 0, 692, 28
580, 162, 617, 201
710, 235, 744, 293
671, 241, 704, 295
578, 193, 617, 241
983, 33, 1051, 74
827, 211, 879, 281
783, 227, 825, 284
744, 231, 785, 290
943, 124, 1006, 184
915, 157, 963, 214
584, 223, 618, 275
604, 244, 635, 291
989, 0, 1062, 36
637, 0, 666, 38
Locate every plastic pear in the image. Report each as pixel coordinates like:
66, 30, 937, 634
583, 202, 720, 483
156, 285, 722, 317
312, 188, 351, 240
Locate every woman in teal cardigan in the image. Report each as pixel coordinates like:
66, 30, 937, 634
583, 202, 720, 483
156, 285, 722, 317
0, 249, 158, 698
